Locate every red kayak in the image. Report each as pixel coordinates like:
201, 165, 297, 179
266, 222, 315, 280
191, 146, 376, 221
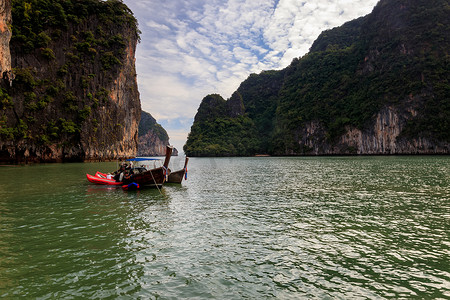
86, 173, 123, 185
94, 171, 108, 178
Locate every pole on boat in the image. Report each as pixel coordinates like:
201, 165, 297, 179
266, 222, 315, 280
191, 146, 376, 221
183, 157, 189, 180
163, 145, 173, 169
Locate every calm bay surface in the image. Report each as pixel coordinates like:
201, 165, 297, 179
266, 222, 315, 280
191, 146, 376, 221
0, 156, 449, 299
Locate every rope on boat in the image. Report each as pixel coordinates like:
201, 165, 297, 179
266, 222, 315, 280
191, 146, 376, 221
149, 168, 163, 195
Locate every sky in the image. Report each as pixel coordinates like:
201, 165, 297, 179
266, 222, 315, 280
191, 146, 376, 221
122, 0, 379, 153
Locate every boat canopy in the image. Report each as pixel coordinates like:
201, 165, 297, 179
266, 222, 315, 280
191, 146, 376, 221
126, 157, 161, 162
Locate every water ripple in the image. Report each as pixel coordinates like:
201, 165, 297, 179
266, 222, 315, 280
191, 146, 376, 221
0, 157, 449, 298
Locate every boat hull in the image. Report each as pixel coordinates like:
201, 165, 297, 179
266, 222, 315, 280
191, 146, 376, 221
167, 157, 188, 184
123, 167, 167, 188
167, 169, 185, 183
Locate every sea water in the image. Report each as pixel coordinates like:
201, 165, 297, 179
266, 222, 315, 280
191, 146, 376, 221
0, 156, 449, 298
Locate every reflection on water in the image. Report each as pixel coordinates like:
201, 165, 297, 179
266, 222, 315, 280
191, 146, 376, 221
0, 156, 449, 298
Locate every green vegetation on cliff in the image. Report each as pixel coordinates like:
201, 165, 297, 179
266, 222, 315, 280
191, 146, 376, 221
236, 70, 286, 153
0, 0, 141, 162
139, 110, 168, 141
10, 0, 139, 54
275, 0, 449, 153
185, 0, 449, 156
137, 110, 172, 156
184, 94, 260, 156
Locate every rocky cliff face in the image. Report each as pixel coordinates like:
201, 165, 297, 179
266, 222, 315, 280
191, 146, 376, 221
0, 0, 141, 163
138, 130, 168, 157
138, 110, 177, 156
0, 0, 11, 75
80, 27, 140, 161
138, 130, 178, 156
299, 105, 448, 155
226, 92, 245, 118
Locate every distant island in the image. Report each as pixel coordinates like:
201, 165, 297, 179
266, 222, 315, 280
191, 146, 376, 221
0, 0, 172, 163
138, 110, 178, 157
184, 0, 449, 156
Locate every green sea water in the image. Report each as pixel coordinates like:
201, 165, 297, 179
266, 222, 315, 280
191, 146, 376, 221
0, 156, 449, 299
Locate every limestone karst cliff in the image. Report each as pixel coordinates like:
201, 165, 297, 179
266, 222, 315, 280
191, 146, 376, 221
138, 110, 178, 156
298, 106, 448, 155
0, 0, 141, 163
0, 0, 12, 78
185, 0, 449, 156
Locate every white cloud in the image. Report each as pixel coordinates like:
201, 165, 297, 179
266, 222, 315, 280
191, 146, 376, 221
145, 20, 171, 32
166, 129, 190, 155
123, 0, 379, 148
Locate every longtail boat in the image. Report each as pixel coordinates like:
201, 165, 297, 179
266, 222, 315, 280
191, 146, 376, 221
86, 145, 173, 188
167, 157, 189, 184
122, 145, 173, 188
